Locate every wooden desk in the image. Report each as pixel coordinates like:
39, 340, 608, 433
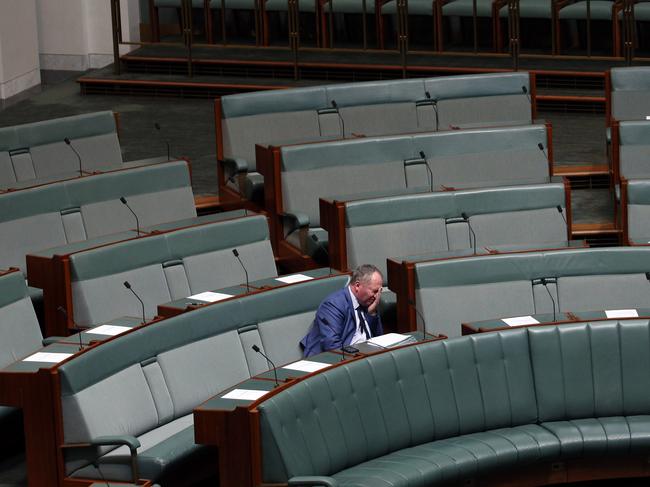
157, 268, 340, 318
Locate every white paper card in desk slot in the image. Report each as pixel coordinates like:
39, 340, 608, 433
502, 316, 540, 327
85, 325, 131, 336
23, 352, 73, 363
275, 274, 314, 284
367, 333, 415, 348
282, 360, 330, 373
187, 291, 233, 303
606, 309, 639, 319
222, 389, 268, 401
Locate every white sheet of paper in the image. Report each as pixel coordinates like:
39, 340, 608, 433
275, 274, 314, 284
85, 325, 132, 336
366, 333, 414, 348
282, 360, 330, 373
23, 352, 73, 363
187, 291, 233, 303
222, 389, 268, 401
646, 115, 650, 120
501, 316, 540, 327
605, 309, 639, 319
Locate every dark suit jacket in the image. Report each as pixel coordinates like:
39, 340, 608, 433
301, 287, 383, 357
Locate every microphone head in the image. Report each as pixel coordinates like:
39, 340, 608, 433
556, 205, 563, 213
119, 196, 127, 205
154, 122, 161, 131
425, 91, 431, 99
331, 100, 338, 109
232, 248, 239, 257
538, 142, 544, 151
522, 86, 528, 94
123, 281, 132, 290
252, 344, 260, 352
311, 234, 319, 243
461, 212, 469, 220
646, 272, 650, 281
419, 151, 426, 159
64, 137, 71, 145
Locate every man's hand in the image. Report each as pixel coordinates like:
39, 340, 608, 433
367, 287, 382, 315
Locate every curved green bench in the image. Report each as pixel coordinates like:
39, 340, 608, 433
258, 320, 650, 486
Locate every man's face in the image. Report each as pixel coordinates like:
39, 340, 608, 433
351, 272, 383, 308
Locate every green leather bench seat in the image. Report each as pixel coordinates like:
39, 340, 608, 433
279, 124, 550, 259
558, 0, 614, 20
339, 183, 567, 274
257, 321, 650, 486
626, 179, 650, 244
411, 247, 650, 338
219, 72, 531, 198
67, 213, 277, 327
610, 66, 650, 123
0, 160, 196, 275
0, 111, 167, 189
56, 274, 349, 485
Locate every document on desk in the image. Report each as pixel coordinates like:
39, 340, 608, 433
86, 325, 131, 336
222, 389, 268, 401
282, 360, 330, 373
187, 291, 233, 303
23, 352, 73, 363
366, 333, 415, 348
605, 309, 639, 318
275, 274, 314, 284
502, 316, 540, 327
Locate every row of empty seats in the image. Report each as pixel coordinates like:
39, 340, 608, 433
0, 111, 166, 190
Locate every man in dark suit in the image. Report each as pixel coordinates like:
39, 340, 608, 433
301, 264, 383, 357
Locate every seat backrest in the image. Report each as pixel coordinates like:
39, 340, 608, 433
0, 270, 43, 370
343, 183, 566, 274
69, 214, 275, 327
610, 67, 650, 122
56, 275, 349, 473
618, 120, 650, 180
258, 327, 537, 482
625, 179, 650, 244
0, 111, 122, 187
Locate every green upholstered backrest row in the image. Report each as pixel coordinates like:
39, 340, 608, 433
625, 180, 650, 243
220, 73, 531, 118
344, 183, 565, 227
58, 274, 348, 395
618, 121, 650, 179
414, 247, 650, 287
626, 179, 650, 204
0, 160, 192, 224
0, 111, 116, 152
258, 320, 650, 482
68, 214, 270, 281
279, 124, 547, 172
610, 67, 650, 121
618, 120, 650, 145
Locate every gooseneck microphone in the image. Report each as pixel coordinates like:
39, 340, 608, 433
538, 142, 548, 161
425, 91, 439, 131
154, 122, 171, 161
419, 150, 434, 192
64, 137, 83, 177
331, 100, 346, 138
57, 306, 84, 351
522, 85, 532, 105
556, 205, 567, 226
461, 212, 477, 255
123, 281, 145, 325
540, 278, 557, 322
252, 344, 279, 387
311, 234, 332, 275
232, 248, 250, 291
119, 196, 141, 236
408, 299, 427, 341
